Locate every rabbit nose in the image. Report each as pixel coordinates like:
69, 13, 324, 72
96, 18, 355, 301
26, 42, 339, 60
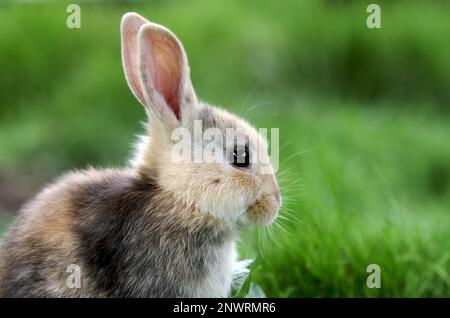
273, 190, 281, 204
266, 174, 281, 205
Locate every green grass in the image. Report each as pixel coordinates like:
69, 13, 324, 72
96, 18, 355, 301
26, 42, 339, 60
0, 0, 449, 297
0, 213, 11, 236
240, 98, 450, 297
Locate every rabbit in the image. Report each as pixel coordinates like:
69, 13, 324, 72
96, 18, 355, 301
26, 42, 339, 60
0, 12, 281, 298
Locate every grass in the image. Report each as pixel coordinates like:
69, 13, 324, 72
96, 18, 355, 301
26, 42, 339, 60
0, 0, 449, 297
0, 213, 10, 236
240, 97, 450, 297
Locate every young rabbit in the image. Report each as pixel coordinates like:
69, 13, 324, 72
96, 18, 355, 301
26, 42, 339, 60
0, 12, 281, 297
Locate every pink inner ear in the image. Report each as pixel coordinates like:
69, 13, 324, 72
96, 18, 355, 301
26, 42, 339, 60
121, 14, 149, 105
145, 32, 183, 120
124, 32, 145, 104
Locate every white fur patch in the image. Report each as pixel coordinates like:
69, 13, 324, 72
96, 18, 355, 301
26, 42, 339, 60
188, 241, 237, 298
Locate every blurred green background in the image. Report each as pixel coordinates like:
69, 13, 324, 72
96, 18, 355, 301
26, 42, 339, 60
0, 0, 449, 297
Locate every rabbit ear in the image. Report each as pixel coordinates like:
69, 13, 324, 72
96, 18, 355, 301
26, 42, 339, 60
121, 12, 149, 106
137, 22, 197, 125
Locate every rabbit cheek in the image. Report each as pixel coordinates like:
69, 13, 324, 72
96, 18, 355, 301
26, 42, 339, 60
229, 172, 258, 209
231, 171, 258, 196
246, 193, 279, 226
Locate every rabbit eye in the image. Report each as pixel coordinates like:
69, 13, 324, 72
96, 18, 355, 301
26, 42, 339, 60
232, 144, 250, 168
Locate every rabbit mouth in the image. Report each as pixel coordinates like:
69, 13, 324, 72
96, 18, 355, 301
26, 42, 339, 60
245, 193, 280, 226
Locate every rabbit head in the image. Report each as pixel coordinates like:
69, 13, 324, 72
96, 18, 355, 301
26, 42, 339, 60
121, 12, 281, 227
